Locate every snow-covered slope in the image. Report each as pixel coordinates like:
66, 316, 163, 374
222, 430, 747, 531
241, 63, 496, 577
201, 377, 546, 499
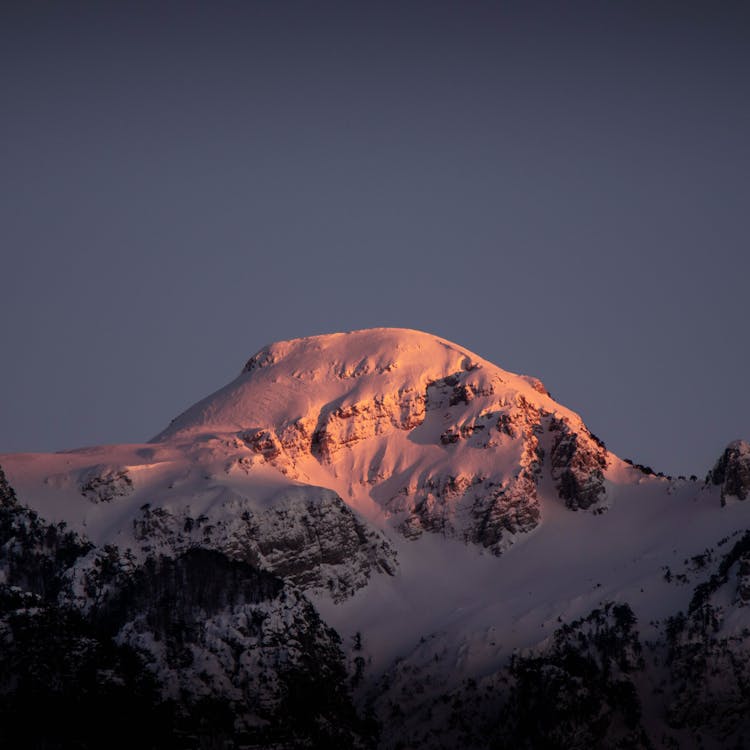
2, 328, 750, 749
153, 327, 619, 551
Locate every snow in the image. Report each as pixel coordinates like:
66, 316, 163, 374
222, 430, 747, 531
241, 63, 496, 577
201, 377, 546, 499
153, 327, 580, 443
2, 326, 749, 694
313, 476, 750, 682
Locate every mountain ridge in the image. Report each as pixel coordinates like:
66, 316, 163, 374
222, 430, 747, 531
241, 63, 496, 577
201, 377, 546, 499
2, 327, 750, 748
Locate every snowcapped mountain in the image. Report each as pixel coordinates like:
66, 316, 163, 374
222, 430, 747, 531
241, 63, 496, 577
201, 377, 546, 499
2, 327, 750, 749
153, 327, 615, 549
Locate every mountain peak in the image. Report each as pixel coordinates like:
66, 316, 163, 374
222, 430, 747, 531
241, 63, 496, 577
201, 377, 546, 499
157, 327, 556, 442
242, 327, 483, 379
2, 329, 750, 749
151, 327, 615, 554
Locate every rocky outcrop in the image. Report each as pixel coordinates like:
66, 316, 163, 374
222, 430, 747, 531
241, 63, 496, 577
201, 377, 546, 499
387, 391, 547, 553
464, 396, 545, 552
311, 390, 426, 463
465, 474, 541, 553
79, 465, 133, 503
130, 487, 397, 601
708, 440, 750, 505
549, 416, 609, 510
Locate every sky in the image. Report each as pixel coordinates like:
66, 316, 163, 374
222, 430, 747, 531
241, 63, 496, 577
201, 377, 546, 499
1, 1, 749, 478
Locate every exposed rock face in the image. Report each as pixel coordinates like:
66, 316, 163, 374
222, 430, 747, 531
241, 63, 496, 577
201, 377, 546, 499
708, 440, 750, 505
79, 465, 133, 503
311, 390, 427, 463
549, 416, 609, 510
129, 487, 397, 601
391, 389, 546, 553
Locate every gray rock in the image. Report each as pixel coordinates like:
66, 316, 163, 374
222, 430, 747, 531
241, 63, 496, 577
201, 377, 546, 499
708, 440, 750, 505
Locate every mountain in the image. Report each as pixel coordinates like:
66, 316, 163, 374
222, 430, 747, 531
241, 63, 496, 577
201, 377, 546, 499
2, 327, 750, 749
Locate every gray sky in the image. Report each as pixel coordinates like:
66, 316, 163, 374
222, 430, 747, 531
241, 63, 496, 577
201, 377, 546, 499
1, 1, 749, 477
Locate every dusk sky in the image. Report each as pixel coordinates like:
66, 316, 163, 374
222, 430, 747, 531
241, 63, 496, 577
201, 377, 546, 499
1, 1, 749, 478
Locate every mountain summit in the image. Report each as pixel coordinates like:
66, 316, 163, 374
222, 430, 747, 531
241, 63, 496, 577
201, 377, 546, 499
2, 328, 750, 749
155, 327, 617, 554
